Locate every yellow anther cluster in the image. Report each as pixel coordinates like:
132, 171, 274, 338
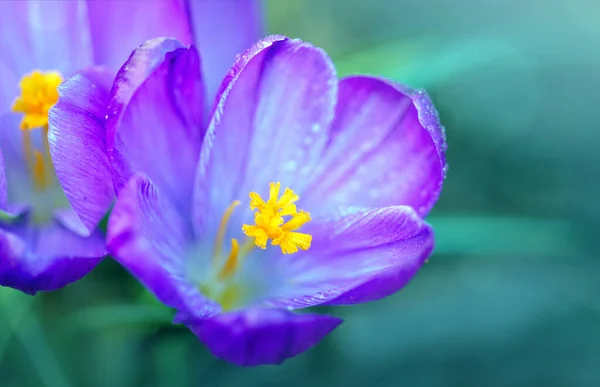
12, 70, 63, 130
11, 70, 62, 192
242, 182, 312, 254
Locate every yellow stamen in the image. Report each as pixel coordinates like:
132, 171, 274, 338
201, 188, 312, 310
33, 150, 48, 190
213, 200, 240, 262
12, 70, 62, 192
217, 238, 240, 280
12, 70, 63, 131
282, 210, 311, 231
242, 182, 312, 254
211, 201, 254, 281
274, 232, 313, 255
22, 129, 35, 174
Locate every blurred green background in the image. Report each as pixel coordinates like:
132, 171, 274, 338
2, 0, 599, 386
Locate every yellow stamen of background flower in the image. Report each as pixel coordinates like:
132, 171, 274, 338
242, 182, 312, 254
32, 150, 49, 190
12, 70, 63, 131
11, 70, 62, 192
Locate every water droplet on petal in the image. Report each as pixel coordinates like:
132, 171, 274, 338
283, 160, 297, 172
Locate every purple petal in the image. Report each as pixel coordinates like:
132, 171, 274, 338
194, 36, 337, 233
265, 206, 434, 308
107, 40, 204, 211
53, 208, 95, 238
48, 67, 115, 234
0, 0, 93, 176
105, 38, 186, 150
0, 220, 105, 295
0, 147, 23, 219
0, 115, 32, 220
0, 0, 93, 80
0, 113, 27, 187
86, 0, 193, 71
107, 174, 219, 317
180, 308, 341, 366
188, 0, 264, 107
304, 76, 447, 217
0, 148, 6, 209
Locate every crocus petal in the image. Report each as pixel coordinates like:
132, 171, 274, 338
107, 39, 204, 212
0, 0, 93, 79
53, 208, 96, 238
86, 0, 193, 71
194, 36, 337, 233
179, 308, 342, 366
48, 67, 115, 234
265, 206, 433, 308
304, 76, 447, 217
107, 174, 219, 317
0, 148, 6, 209
0, 0, 93, 181
0, 147, 22, 220
0, 221, 105, 295
188, 0, 264, 108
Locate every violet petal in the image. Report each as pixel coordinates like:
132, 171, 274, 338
304, 76, 447, 217
107, 41, 204, 212
187, 0, 264, 109
194, 36, 337, 234
0, 221, 105, 295
0, 148, 6, 210
264, 206, 433, 308
181, 308, 342, 366
107, 174, 219, 318
0, 0, 93, 79
86, 0, 193, 71
48, 66, 115, 234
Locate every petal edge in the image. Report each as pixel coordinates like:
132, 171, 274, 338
182, 308, 342, 366
49, 66, 116, 234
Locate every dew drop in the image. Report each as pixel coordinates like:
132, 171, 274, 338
442, 163, 449, 178
303, 136, 314, 146
282, 160, 297, 172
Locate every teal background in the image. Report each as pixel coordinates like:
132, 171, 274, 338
2, 0, 599, 386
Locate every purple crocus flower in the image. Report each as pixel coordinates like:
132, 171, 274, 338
0, 0, 263, 294
50, 35, 447, 365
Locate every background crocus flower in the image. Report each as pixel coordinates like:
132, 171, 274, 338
0, 0, 263, 294
51, 35, 447, 366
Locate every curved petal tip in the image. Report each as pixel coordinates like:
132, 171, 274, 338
0, 226, 105, 295
182, 308, 342, 366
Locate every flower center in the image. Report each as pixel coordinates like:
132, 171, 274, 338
203, 182, 312, 310
242, 182, 312, 254
11, 70, 63, 192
